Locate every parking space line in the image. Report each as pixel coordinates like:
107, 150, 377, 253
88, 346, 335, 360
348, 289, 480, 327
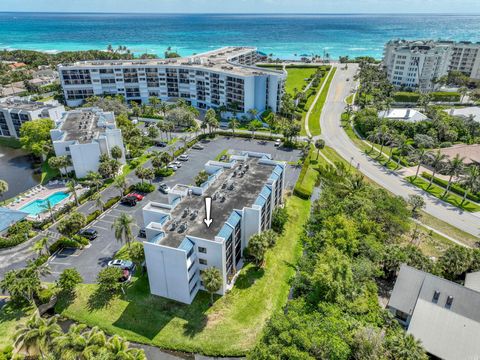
50, 261, 71, 265
92, 224, 110, 231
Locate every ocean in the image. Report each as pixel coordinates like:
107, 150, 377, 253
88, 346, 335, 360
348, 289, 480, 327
0, 13, 479, 59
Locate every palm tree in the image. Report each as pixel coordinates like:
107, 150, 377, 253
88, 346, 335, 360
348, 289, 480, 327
442, 154, 465, 197
52, 323, 88, 360
67, 180, 79, 206
247, 108, 258, 120
14, 314, 61, 357
459, 165, 480, 205
107, 335, 131, 358
426, 150, 447, 189
91, 192, 104, 212
79, 326, 108, 359
85, 171, 103, 192
113, 175, 128, 197
31, 237, 49, 257
40, 199, 55, 221
314, 139, 325, 160
0, 179, 8, 203
228, 118, 240, 135
201, 267, 222, 305
112, 213, 135, 250
459, 86, 469, 102
410, 148, 429, 180
395, 134, 413, 168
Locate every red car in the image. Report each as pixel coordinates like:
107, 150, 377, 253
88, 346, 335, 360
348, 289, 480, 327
127, 192, 144, 201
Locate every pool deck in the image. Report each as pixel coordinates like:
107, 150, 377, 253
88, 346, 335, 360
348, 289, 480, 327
6, 181, 81, 220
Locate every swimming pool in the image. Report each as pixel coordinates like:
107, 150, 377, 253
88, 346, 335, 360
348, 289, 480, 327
20, 191, 70, 216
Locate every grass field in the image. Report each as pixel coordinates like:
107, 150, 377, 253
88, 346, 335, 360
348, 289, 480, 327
40, 161, 60, 184
0, 304, 32, 351
407, 176, 480, 212
284, 67, 317, 95
307, 67, 336, 136
56, 195, 310, 356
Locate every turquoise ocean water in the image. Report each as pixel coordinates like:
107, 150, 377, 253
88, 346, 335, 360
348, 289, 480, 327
0, 13, 479, 59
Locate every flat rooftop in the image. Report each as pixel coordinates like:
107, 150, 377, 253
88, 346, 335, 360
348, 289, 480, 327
58, 46, 283, 77
0, 99, 60, 112
160, 158, 274, 248
59, 110, 111, 143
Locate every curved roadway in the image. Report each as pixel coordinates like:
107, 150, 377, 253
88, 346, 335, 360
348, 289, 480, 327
319, 64, 480, 238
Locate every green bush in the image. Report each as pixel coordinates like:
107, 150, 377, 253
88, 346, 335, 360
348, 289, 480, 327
133, 182, 155, 193
103, 196, 120, 210
393, 92, 419, 103
128, 158, 141, 169
155, 167, 174, 177
72, 235, 89, 246
49, 236, 84, 254
7, 220, 32, 237
0, 234, 28, 249
86, 210, 102, 224
33, 254, 49, 266
421, 172, 480, 202
431, 92, 460, 102
37, 286, 55, 304
293, 185, 313, 199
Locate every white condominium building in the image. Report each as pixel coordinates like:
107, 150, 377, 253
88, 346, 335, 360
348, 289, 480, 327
383, 40, 480, 91
142, 151, 286, 304
50, 108, 125, 178
0, 98, 65, 138
58, 47, 285, 115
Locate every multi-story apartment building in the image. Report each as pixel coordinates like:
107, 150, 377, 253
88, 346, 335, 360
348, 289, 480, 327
0, 98, 65, 138
58, 47, 285, 115
383, 40, 480, 91
50, 108, 125, 178
142, 151, 285, 304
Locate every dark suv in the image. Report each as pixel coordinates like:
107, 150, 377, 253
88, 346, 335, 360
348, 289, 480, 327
121, 196, 137, 207
78, 228, 98, 240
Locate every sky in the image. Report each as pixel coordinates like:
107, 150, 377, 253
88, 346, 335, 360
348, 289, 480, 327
1, 0, 480, 14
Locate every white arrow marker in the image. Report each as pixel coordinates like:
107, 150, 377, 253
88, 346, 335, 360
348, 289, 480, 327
203, 196, 213, 228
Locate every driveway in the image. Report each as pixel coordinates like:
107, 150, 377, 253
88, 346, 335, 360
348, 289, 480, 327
0, 136, 301, 283
319, 64, 480, 238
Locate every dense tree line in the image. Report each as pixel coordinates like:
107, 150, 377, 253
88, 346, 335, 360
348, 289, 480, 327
250, 163, 480, 359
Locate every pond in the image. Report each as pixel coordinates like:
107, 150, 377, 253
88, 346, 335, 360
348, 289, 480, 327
0, 145, 40, 200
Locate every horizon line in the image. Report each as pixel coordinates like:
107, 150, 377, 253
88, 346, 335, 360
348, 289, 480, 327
1, 11, 480, 15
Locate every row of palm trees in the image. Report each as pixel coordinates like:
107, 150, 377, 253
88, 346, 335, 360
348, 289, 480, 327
14, 314, 146, 359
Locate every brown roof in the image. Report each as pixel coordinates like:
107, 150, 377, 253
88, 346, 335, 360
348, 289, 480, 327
439, 144, 480, 165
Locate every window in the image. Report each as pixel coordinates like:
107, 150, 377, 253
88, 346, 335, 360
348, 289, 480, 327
198, 247, 207, 254
199, 258, 207, 265
395, 309, 409, 322
432, 290, 440, 303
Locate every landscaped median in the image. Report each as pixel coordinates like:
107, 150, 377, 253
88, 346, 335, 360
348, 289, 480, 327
307, 67, 337, 136
407, 176, 480, 212
55, 195, 310, 356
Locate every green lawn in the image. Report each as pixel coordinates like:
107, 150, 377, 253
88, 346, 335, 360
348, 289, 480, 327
308, 67, 336, 136
0, 303, 32, 351
407, 176, 480, 212
284, 67, 318, 95
56, 195, 310, 356
41, 161, 60, 184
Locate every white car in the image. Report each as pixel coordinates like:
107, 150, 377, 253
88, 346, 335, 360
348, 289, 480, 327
167, 164, 178, 171
178, 154, 189, 161
170, 161, 182, 168
274, 139, 282, 147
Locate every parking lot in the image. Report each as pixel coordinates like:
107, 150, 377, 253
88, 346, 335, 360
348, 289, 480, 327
44, 136, 302, 283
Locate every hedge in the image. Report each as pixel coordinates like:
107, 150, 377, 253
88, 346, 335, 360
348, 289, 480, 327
215, 130, 280, 141
0, 234, 28, 249
293, 146, 313, 199
48, 236, 85, 254
103, 196, 121, 210
393, 91, 461, 103
421, 172, 480, 203
155, 167, 174, 177
133, 182, 155, 193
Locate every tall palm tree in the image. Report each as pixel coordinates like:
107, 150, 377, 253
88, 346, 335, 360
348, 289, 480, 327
31, 237, 49, 257
85, 171, 103, 192
91, 192, 104, 212
14, 314, 61, 357
201, 267, 222, 305
459, 165, 480, 205
394, 134, 412, 167
228, 118, 240, 135
426, 150, 448, 189
113, 175, 128, 197
112, 213, 135, 250
410, 148, 429, 180
52, 323, 88, 360
67, 180, 79, 206
442, 154, 465, 197
0, 179, 8, 203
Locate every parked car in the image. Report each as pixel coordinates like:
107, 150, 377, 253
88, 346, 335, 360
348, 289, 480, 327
192, 144, 204, 150
155, 141, 167, 147
178, 154, 189, 161
78, 228, 98, 240
108, 259, 135, 270
219, 155, 228, 161
119, 269, 132, 283
138, 228, 146, 238
167, 164, 178, 171
170, 161, 182, 168
120, 196, 137, 207
127, 192, 144, 201
274, 139, 282, 147
159, 183, 170, 194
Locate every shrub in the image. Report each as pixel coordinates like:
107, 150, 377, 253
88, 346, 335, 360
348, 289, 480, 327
103, 196, 121, 210
128, 158, 141, 169
49, 236, 84, 254
439, 142, 453, 148
271, 207, 289, 234
97, 267, 123, 293
57, 268, 83, 293
194, 170, 209, 186
155, 167, 174, 177
7, 220, 32, 237
293, 146, 313, 199
133, 182, 155, 193
36, 286, 55, 304
0, 234, 28, 249
86, 210, 102, 224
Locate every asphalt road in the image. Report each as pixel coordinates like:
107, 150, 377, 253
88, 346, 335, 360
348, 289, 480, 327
0, 136, 301, 283
319, 64, 480, 238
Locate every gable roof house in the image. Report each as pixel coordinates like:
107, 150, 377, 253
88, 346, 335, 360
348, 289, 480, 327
387, 264, 480, 360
